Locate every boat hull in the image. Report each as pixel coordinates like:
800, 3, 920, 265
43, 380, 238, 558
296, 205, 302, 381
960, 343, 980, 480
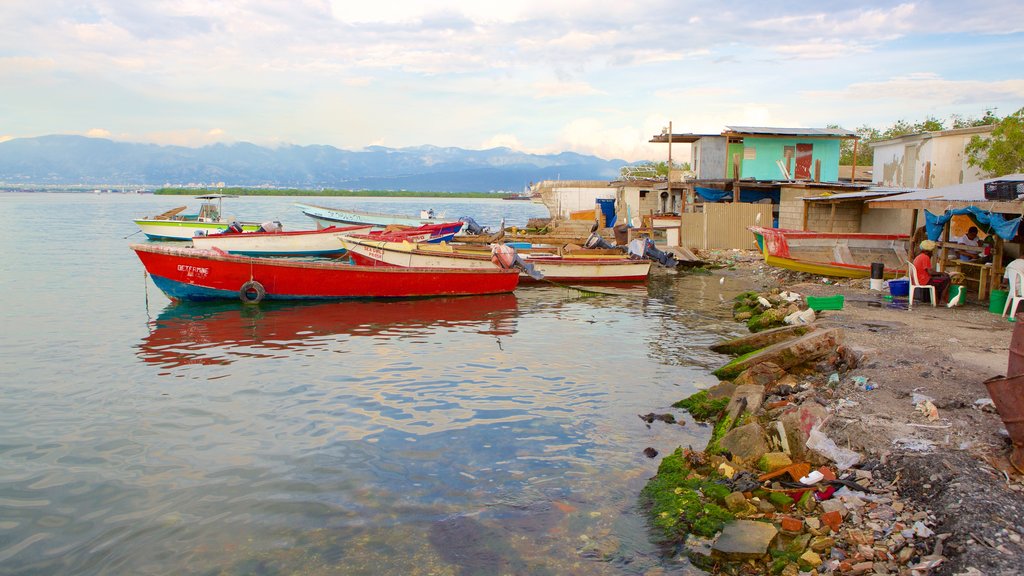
131, 244, 520, 301
749, 227, 909, 279
296, 203, 442, 228
190, 225, 372, 256
134, 219, 262, 240
342, 237, 651, 282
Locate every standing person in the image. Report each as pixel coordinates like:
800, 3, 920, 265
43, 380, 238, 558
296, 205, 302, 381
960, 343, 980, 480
952, 226, 982, 261
913, 240, 951, 304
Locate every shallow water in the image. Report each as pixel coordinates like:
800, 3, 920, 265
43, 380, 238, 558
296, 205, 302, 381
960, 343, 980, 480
0, 192, 752, 575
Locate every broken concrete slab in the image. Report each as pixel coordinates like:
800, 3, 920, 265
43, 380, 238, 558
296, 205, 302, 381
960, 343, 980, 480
719, 422, 770, 463
713, 328, 844, 381
712, 519, 779, 560
725, 384, 766, 422
710, 324, 817, 355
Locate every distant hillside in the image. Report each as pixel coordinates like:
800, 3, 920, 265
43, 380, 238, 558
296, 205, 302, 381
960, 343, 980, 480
0, 135, 629, 192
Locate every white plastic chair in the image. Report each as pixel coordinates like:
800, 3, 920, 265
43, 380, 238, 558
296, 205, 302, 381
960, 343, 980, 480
906, 260, 936, 310
1004, 269, 1024, 317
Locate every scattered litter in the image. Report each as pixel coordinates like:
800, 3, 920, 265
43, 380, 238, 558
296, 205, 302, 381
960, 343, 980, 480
800, 470, 825, 485
828, 373, 840, 386
913, 521, 935, 538
806, 426, 861, 470
974, 398, 996, 413
757, 296, 772, 308
911, 393, 935, 405
835, 399, 860, 411
893, 437, 936, 452
778, 291, 801, 302
784, 308, 816, 325
852, 375, 873, 391
916, 400, 940, 421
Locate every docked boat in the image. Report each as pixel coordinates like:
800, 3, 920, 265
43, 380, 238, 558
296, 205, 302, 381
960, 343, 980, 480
367, 221, 464, 243
131, 244, 521, 302
340, 236, 652, 282
748, 226, 910, 278
133, 194, 263, 240
191, 225, 372, 257
296, 202, 446, 228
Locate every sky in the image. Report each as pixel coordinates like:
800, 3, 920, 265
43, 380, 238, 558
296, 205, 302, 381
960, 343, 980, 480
1, 0, 1023, 162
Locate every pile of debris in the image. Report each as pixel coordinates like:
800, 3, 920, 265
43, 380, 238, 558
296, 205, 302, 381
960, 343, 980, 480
641, 325, 945, 575
732, 290, 815, 333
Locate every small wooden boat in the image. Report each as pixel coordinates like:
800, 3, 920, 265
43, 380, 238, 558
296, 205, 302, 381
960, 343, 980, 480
367, 221, 464, 243
134, 194, 263, 240
191, 225, 372, 257
749, 226, 910, 278
131, 244, 521, 302
341, 236, 652, 282
296, 202, 446, 228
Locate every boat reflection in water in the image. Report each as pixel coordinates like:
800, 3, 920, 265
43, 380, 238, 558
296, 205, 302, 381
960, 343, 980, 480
138, 294, 519, 368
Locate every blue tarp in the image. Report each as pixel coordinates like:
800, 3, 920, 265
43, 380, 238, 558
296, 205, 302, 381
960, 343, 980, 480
695, 186, 779, 204
925, 207, 1022, 242
596, 198, 616, 227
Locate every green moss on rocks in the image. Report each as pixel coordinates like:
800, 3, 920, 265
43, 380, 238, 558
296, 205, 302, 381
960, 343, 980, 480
640, 448, 736, 541
712, 348, 765, 380
672, 391, 729, 422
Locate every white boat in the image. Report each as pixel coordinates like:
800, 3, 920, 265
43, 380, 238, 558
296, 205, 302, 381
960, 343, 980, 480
296, 202, 444, 228
134, 195, 262, 240
341, 236, 651, 282
191, 225, 372, 257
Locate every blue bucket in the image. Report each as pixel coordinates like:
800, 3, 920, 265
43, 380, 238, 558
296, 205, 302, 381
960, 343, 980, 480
888, 279, 909, 297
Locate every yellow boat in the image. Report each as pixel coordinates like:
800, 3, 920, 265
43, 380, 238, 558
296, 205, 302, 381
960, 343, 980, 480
749, 226, 909, 278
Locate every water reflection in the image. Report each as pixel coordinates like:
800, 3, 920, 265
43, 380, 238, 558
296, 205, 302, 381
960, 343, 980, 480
137, 294, 520, 368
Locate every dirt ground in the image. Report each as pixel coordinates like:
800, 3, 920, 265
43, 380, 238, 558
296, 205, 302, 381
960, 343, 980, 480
718, 251, 1024, 575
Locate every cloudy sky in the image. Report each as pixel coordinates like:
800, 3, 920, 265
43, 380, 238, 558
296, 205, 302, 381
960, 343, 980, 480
2, 0, 1022, 161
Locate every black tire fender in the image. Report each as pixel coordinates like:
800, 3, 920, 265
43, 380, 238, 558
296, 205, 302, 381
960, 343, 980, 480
239, 280, 266, 304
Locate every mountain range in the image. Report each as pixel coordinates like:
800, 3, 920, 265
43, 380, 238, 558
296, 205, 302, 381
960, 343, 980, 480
0, 135, 629, 192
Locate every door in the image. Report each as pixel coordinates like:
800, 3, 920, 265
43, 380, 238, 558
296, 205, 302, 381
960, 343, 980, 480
795, 143, 813, 180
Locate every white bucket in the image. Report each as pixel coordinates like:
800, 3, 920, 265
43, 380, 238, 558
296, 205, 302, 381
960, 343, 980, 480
869, 278, 884, 291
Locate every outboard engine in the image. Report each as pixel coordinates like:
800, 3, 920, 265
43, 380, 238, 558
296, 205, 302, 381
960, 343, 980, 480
224, 221, 243, 234
627, 237, 679, 268
584, 232, 619, 250
459, 216, 486, 235
491, 244, 543, 280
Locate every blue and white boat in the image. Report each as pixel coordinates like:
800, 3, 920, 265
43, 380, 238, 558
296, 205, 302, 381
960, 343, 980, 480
296, 202, 444, 228
191, 225, 372, 257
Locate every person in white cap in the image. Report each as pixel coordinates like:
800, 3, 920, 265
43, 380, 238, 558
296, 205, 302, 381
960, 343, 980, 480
913, 240, 951, 304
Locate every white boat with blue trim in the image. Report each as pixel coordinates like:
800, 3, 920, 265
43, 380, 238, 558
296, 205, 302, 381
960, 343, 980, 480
296, 202, 444, 228
191, 224, 373, 257
133, 195, 262, 240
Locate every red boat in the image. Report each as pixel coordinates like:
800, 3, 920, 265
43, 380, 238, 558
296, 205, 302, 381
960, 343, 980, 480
131, 244, 520, 302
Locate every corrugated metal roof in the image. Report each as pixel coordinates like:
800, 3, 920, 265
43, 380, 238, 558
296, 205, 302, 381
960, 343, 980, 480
725, 126, 858, 138
869, 174, 1024, 203
649, 133, 719, 143
800, 188, 912, 201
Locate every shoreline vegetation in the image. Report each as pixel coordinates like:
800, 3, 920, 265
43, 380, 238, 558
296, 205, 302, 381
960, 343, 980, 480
155, 187, 510, 198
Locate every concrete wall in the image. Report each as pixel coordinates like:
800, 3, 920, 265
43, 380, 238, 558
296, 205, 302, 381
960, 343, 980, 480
742, 138, 842, 182
860, 206, 914, 235
872, 127, 994, 187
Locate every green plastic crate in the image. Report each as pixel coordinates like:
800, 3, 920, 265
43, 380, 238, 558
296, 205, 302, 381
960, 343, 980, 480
806, 295, 844, 311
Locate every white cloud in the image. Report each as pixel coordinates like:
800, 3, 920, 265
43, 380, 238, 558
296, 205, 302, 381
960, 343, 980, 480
804, 73, 1024, 104
85, 128, 111, 138
531, 80, 603, 98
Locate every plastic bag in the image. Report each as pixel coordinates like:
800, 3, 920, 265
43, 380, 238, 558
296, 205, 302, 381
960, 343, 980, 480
805, 426, 861, 470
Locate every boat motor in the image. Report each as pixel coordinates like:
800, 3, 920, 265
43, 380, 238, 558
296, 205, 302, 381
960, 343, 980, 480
491, 244, 544, 280
459, 216, 486, 235
627, 237, 679, 268
584, 232, 620, 251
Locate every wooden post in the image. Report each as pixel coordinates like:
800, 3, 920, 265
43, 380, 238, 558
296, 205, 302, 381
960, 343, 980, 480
992, 237, 1005, 299
939, 220, 951, 272
851, 139, 859, 182
667, 121, 672, 215
828, 202, 837, 232
801, 199, 809, 231
908, 209, 919, 256
814, 159, 821, 183
784, 149, 793, 180
732, 154, 740, 202
923, 161, 931, 189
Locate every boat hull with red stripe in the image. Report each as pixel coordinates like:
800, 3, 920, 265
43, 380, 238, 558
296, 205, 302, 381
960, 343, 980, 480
131, 244, 520, 302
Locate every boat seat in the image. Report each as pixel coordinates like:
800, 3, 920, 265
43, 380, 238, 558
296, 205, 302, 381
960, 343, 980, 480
832, 244, 854, 265
906, 260, 936, 310
152, 206, 187, 219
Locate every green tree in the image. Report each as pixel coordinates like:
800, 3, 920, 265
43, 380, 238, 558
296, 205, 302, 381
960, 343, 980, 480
966, 106, 1024, 176
951, 109, 1000, 129
834, 124, 880, 166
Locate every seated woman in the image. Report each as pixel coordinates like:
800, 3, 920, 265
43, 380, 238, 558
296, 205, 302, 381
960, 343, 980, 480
913, 240, 951, 304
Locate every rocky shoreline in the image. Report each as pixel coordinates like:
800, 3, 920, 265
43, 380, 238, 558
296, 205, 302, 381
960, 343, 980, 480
639, 252, 1024, 575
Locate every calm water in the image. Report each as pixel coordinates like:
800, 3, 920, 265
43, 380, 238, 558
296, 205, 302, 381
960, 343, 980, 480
0, 193, 752, 575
